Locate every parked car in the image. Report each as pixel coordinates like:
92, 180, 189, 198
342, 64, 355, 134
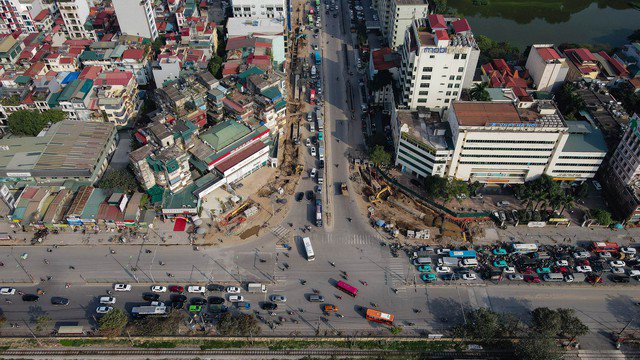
151, 285, 167, 293
592, 180, 602, 190
191, 297, 207, 305
524, 275, 541, 283
436, 266, 451, 273
226, 286, 241, 294
576, 266, 592, 273
462, 273, 477, 281
611, 275, 630, 283
507, 274, 524, 281
295, 192, 304, 202
51, 297, 69, 306
113, 283, 131, 291
416, 265, 432, 272
573, 252, 591, 259
99, 296, 116, 304
228, 295, 244, 302
261, 302, 278, 310
503, 266, 516, 274
621, 247, 637, 255
208, 296, 225, 304
270, 295, 287, 303
586, 274, 603, 284
492, 248, 507, 256
610, 260, 626, 268
96, 306, 113, 314
555, 260, 569, 267
599, 252, 613, 259
0, 288, 16, 295
187, 286, 206, 294
22, 294, 39, 302
170, 285, 184, 293
421, 273, 437, 282
493, 260, 508, 268
142, 293, 160, 302
496, 201, 511, 207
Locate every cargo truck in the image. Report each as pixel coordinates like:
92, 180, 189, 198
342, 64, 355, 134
246, 283, 267, 293
341, 183, 348, 195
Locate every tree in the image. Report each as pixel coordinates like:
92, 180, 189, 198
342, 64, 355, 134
7, 109, 67, 136
129, 310, 185, 336
555, 83, 585, 120
447, 179, 469, 203
574, 182, 589, 200
34, 315, 52, 332
591, 208, 612, 226
475, 35, 522, 64
432, 0, 448, 14
151, 35, 166, 55
557, 308, 589, 341
610, 82, 640, 116
369, 145, 391, 167
469, 82, 491, 101
97, 169, 139, 193
98, 308, 128, 337
454, 308, 504, 342
423, 175, 448, 199
370, 70, 393, 92
208, 54, 224, 79
515, 333, 561, 360
216, 313, 261, 336
388, 325, 403, 335
531, 307, 562, 336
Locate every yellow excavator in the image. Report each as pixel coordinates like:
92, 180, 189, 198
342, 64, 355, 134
369, 186, 391, 203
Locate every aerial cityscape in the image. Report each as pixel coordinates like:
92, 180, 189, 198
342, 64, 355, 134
0, 0, 637, 359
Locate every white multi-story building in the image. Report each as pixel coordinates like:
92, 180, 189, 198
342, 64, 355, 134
445, 100, 607, 183
231, 0, 285, 19
375, 0, 429, 49
112, 0, 158, 40
391, 107, 452, 178
525, 44, 569, 92
610, 115, 640, 186
0, 0, 54, 34
399, 15, 480, 111
58, 0, 93, 39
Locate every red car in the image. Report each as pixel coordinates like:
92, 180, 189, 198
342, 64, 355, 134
577, 259, 590, 267
555, 266, 569, 274
586, 275, 603, 284
524, 275, 541, 283
521, 268, 534, 275
169, 285, 184, 293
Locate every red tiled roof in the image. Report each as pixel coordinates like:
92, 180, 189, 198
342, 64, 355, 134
59, 57, 75, 64
371, 47, 400, 71
24, 62, 45, 77
33, 9, 50, 22
597, 51, 629, 77
629, 77, 640, 89
573, 48, 596, 63
122, 49, 144, 60
435, 29, 449, 41
94, 71, 133, 86
215, 141, 267, 173
64, 39, 93, 47
427, 14, 446, 30
536, 47, 561, 61
452, 19, 471, 33
222, 61, 240, 76
78, 65, 102, 80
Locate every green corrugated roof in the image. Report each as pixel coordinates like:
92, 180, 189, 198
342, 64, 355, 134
261, 86, 281, 100
47, 92, 61, 107
57, 79, 93, 102
79, 50, 103, 61
199, 120, 252, 151
15, 75, 31, 85
237, 67, 265, 80
162, 183, 199, 209
274, 99, 286, 111
563, 121, 608, 153
110, 45, 126, 58
147, 185, 164, 204
80, 188, 107, 219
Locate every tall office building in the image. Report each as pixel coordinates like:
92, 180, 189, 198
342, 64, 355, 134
58, 0, 92, 39
112, 0, 158, 40
375, 0, 429, 49
525, 44, 569, 92
398, 15, 479, 111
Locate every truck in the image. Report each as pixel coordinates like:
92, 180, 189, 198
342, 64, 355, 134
247, 283, 267, 293
341, 183, 348, 195
316, 201, 323, 227
131, 305, 167, 317
437, 257, 459, 267
317, 117, 324, 131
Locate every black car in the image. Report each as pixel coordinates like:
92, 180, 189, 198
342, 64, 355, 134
50, 297, 69, 306
206, 284, 225, 292
318, 159, 325, 168
295, 192, 304, 202
261, 302, 278, 310
142, 293, 160, 302
171, 294, 187, 302
171, 301, 184, 309
191, 297, 207, 305
22, 294, 39, 302
611, 275, 631, 283
306, 191, 315, 201
208, 296, 225, 304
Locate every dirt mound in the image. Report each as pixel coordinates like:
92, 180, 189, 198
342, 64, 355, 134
239, 226, 261, 239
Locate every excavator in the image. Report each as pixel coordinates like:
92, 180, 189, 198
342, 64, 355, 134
369, 186, 391, 204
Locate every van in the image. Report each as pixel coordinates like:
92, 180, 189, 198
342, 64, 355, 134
317, 174, 324, 185
413, 257, 432, 266
459, 259, 478, 268
543, 273, 564, 282
311, 66, 317, 76
308, 294, 325, 302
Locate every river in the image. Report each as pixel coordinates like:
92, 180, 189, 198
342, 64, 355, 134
448, 0, 640, 48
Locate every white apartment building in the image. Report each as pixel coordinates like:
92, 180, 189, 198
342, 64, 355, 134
525, 44, 569, 92
445, 100, 607, 183
391, 107, 452, 178
58, 0, 93, 39
610, 115, 640, 186
112, 0, 158, 40
399, 15, 480, 111
376, 0, 429, 49
231, 0, 285, 20
0, 0, 53, 34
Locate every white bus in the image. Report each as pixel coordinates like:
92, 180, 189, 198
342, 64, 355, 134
510, 243, 538, 254
302, 237, 315, 261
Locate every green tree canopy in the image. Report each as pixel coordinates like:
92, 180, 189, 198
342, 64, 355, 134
129, 310, 185, 336
97, 169, 139, 193
555, 83, 585, 120
591, 208, 612, 226
369, 145, 392, 167
7, 109, 66, 136
208, 54, 225, 79
469, 82, 491, 101
216, 313, 261, 336
531, 307, 562, 335
98, 308, 129, 337
423, 175, 448, 199
476, 35, 522, 63
515, 333, 561, 360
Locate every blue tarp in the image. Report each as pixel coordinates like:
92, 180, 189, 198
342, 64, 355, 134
375, 219, 385, 227
61, 72, 80, 85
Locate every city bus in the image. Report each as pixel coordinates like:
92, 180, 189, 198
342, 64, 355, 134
510, 243, 538, 254
448, 250, 476, 259
131, 305, 167, 318
335, 280, 358, 297
590, 241, 619, 253
302, 237, 315, 261
366, 309, 394, 326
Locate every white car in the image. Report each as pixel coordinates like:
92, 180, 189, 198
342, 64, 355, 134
573, 251, 591, 259
96, 306, 113, 314
305, 138, 311, 147
228, 295, 244, 302
508, 274, 524, 281
621, 247, 637, 255
310, 168, 317, 178
503, 267, 516, 274
612, 267, 626, 274
555, 260, 569, 267
576, 266, 592, 273
564, 274, 574, 283
592, 180, 602, 190
0, 287, 16, 295
270, 295, 287, 302
436, 266, 451, 273
99, 296, 116, 304
113, 284, 131, 292
150, 301, 163, 306
496, 201, 511, 207
226, 286, 241, 294
310, 147, 317, 157
151, 285, 167, 293
610, 260, 626, 268
599, 252, 613, 259
462, 273, 477, 281
187, 286, 206, 294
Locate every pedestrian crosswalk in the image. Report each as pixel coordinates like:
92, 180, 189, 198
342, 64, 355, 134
271, 225, 290, 240
322, 233, 384, 245
386, 257, 406, 287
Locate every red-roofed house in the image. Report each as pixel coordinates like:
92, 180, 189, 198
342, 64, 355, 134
369, 47, 400, 103
24, 62, 48, 78
595, 51, 629, 79
94, 71, 139, 125
525, 45, 569, 92
452, 19, 471, 34
481, 59, 531, 101
428, 14, 446, 30
564, 48, 599, 80
33, 9, 54, 33
78, 65, 102, 80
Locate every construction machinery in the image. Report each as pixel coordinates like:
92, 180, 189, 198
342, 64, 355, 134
369, 186, 391, 203
341, 182, 348, 196
220, 202, 250, 226
294, 164, 304, 174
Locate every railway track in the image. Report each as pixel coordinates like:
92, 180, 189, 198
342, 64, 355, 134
0, 348, 508, 359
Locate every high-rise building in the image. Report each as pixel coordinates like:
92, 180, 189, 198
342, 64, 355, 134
112, 0, 158, 40
231, 0, 285, 20
375, 0, 429, 49
398, 15, 479, 111
0, 0, 54, 34
525, 44, 569, 92
58, 0, 93, 39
